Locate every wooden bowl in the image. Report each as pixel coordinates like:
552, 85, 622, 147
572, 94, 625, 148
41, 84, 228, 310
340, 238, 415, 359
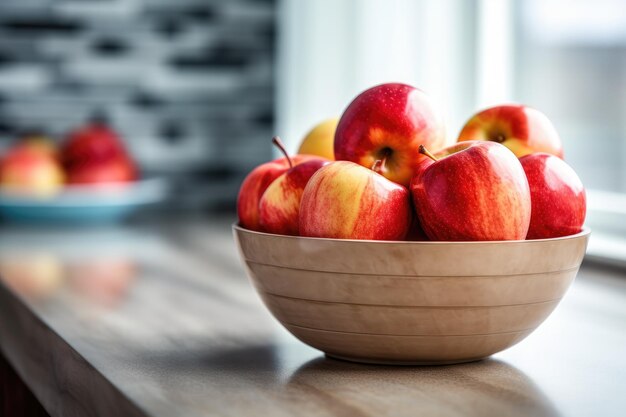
233, 225, 590, 365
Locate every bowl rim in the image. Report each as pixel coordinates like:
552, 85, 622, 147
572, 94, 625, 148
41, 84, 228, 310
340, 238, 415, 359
233, 223, 591, 245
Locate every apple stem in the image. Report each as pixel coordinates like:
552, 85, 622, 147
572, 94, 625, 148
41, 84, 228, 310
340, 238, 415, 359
419, 145, 438, 162
272, 136, 293, 168
493, 133, 506, 143
371, 159, 383, 173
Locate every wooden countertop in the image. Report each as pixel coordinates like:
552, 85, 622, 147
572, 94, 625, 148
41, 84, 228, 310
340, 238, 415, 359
0, 217, 625, 417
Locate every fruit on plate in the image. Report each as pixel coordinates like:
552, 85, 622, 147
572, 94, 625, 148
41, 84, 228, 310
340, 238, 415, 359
411, 141, 531, 241
0, 145, 64, 196
520, 153, 586, 239
457, 105, 563, 158
259, 138, 329, 235
334, 83, 446, 187
297, 118, 338, 160
237, 139, 319, 231
62, 118, 138, 185
299, 160, 411, 240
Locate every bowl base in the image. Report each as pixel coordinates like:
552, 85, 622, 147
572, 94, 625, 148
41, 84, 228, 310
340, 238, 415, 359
325, 353, 488, 366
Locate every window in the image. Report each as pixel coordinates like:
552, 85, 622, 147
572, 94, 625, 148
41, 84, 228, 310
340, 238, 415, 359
513, 0, 626, 263
278, 0, 625, 263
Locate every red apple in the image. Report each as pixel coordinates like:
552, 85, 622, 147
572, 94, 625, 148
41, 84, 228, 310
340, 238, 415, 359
411, 141, 531, 241
66, 157, 138, 185
299, 161, 411, 240
334, 83, 446, 187
237, 137, 319, 231
0, 146, 65, 196
62, 120, 131, 169
62, 119, 138, 185
520, 153, 586, 239
259, 158, 330, 236
458, 105, 563, 158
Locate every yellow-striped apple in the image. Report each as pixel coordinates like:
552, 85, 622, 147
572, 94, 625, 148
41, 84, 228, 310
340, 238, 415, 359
520, 153, 586, 239
259, 157, 329, 235
0, 146, 65, 196
334, 83, 446, 187
299, 161, 411, 240
297, 118, 338, 160
237, 137, 319, 231
458, 105, 563, 158
411, 141, 531, 241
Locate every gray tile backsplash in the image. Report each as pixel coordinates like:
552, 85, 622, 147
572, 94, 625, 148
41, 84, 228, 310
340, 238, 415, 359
0, 0, 276, 209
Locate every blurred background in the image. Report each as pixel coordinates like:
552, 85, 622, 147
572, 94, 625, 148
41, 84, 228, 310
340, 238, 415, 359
0, 0, 276, 211
0, 0, 623, 250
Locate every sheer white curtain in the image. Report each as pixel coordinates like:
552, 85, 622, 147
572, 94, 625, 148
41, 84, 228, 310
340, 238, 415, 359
276, 0, 490, 153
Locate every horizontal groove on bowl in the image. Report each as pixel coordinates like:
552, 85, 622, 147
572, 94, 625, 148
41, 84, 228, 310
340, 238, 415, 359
324, 354, 489, 366
284, 322, 538, 338
287, 324, 535, 359
261, 292, 563, 308
248, 264, 577, 306
233, 225, 589, 362
245, 260, 580, 278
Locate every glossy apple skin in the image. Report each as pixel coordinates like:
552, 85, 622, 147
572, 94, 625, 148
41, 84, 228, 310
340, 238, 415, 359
299, 161, 411, 240
237, 154, 318, 231
458, 105, 563, 159
411, 141, 531, 241
0, 147, 65, 196
520, 153, 586, 239
334, 83, 446, 187
259, 158, 330, 235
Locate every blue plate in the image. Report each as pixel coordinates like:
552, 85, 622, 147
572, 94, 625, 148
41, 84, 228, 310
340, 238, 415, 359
0, 178, 167, 224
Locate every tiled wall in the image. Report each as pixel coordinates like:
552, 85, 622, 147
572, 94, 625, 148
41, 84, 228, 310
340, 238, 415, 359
0, 0, 276, 209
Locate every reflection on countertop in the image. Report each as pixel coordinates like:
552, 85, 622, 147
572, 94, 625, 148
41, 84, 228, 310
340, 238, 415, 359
286, 357, 560, 417
0, 216, 625, 417
0, 224, 146, 306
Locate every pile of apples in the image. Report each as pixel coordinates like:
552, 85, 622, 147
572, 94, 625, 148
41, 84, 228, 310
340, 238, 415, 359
238, 83, 586, 241
0, 119, 137, 197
